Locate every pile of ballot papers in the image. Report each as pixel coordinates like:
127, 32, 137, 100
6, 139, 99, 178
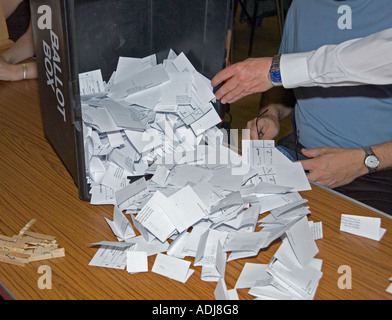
81, 50, 323, 300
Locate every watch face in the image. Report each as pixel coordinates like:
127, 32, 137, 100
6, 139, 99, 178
365, 155, 379, 168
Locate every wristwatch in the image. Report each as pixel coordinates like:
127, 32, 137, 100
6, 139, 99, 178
363, 146, 379, 173
268, 55, 283, 86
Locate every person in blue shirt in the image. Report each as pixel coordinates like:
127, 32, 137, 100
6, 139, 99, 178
218, 0, 392, 213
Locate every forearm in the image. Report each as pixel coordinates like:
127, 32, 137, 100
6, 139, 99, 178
1, 0, 24, 18
300, 141, 392, 190
0, 60, 37, 81
372, 141, 392, 171
1, 22, 35, 64
281, 28, 392, 88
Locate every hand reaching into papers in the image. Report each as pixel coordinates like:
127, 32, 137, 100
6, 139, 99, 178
299, 147, 368, 189
211, 57, 273, 104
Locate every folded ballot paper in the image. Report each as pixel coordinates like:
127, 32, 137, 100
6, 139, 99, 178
83, 50, 320, 300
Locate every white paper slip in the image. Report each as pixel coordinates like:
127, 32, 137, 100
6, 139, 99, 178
105, 205, 136, 241
386, 278, 392, 294
267, 258, 323, 298
272, 162, 312, 192
79, 69, 106, 99
241, 140, 275, 166
152, 253, 194, 283
92, 241, 135, 248
285, 216, 319, 268
159, 185, 208, 233
89, 245, 129, 269
159, 72, 193, 107
135, 191, 177, 243
114, 54, 156, 85
82, 105, 119, 133
254, 181, 293, 195
235, 263, 273, 289
108, 64, 170, 100
200, 242, 227, 282
189, 105, 222, 135
126, 251, 148, 274
309, 221, 323, 240
126, 235, 169, 257
115, 177, 148, 207
214, 278, 239, 300
100, 99, 146, 131
340, 214, 386, 241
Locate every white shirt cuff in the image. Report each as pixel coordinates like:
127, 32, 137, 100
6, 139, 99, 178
280, 52, 312, 88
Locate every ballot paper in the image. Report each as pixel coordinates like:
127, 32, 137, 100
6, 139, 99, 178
386, 278, 392, 295
84, 50, 322, 298
89, 245, 130, 269
223, 230, 271, 253
209, 167, 244, 192
125, 235, 169, 257
124, 129, 162, 155
265, 241, 323, 299
272, 162, 312, 191
150, 165, 170, 186
254, 181, 293, 195
152, 253, 194, 283
158, 72, 193, 107
100, 162, 130, 191
235, 263, 273, 289
340, 214, 386, 241
159, 185, 208, 233
89, 184, 116, 205
194, 230, 228, 282
108, 64, 170, 100
135, 191, 176, 243
82, 104, 119, 133
105, 206, 136, 241
126, 251, 148, 274
167, 225, 210, 259
214, 278, 239, 300
200, 242, 227, 282
267, 258, 323, 299
222, 203, 260, 232
285, 216, 319, 268
190, 104, 222, 135
309, 221, 323, 240
91, 241, 135, 249
114, 54, 157, 85
95, 99, 147, 131
79, 69, 106, 99
171, 52, 215, 108
242, 140, 275, 166
249, 285, 295, 300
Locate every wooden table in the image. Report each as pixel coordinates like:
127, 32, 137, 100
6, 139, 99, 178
0, 78, 391, 301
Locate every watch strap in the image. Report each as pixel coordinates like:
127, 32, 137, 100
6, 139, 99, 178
268, 55, 282, 86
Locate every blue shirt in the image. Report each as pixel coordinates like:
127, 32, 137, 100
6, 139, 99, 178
280, 0, 392, 149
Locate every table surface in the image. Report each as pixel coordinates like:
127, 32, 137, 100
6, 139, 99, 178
0, 78, 391, 300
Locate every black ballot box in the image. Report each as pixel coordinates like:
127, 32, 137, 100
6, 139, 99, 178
29, 0, 232, 200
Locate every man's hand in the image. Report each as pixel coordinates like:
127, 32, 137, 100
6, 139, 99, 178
246, 113, 280, 140
299, 147, 368, 188
211, 57, 273, 104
